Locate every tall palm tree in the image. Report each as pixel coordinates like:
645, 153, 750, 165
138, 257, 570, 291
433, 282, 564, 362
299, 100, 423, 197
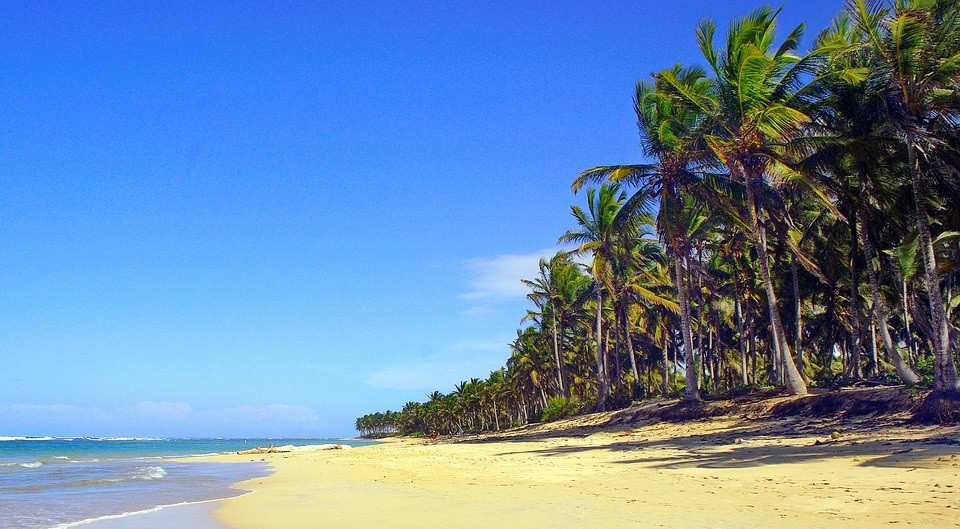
559, 184, 641, 407
848, 0, 960, 391
805, 11, 922, 383
573, 67, 712, 401
522, 252, 590, 397
657, 6, 827, 395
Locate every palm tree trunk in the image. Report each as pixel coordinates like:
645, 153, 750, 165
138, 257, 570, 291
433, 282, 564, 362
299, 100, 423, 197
622, 304, 640, 385
594, 287, 608, 409
791, 257, 803, 374
551, 312, 566, 397
744, 167, 807, 395
858, 213, 921, 383
734, 268, 749, 386
693, 252, 705, 391
673, 249, 700, 401
908, 140, 960, 391
661, 336, 670, 397
902, 279, 916, 363
849, 209, 864, 380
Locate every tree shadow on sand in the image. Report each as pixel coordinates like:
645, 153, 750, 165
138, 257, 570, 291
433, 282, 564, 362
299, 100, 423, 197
485, 418, 959, 470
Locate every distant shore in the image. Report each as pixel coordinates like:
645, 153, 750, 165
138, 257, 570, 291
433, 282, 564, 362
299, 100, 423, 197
207, 388, 960, 529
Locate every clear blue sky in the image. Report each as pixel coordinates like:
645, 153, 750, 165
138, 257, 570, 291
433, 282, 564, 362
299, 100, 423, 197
1, 0, 844, 438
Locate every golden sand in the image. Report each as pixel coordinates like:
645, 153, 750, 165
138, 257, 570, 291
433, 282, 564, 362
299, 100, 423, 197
207, 413, 960, 529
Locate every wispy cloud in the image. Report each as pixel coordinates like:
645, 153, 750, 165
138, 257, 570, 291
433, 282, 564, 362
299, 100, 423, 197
366, 339, 511, 392
459, 247, 572, 316
461, 249, 555, 300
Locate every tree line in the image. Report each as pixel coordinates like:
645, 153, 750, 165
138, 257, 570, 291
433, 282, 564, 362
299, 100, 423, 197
356, 0, 960, 438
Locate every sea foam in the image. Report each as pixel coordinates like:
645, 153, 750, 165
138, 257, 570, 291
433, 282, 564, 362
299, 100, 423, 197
132, 466, 167, 480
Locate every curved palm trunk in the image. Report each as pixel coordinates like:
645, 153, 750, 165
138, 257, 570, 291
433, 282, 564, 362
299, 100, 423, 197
908, 141, 960, 391
551, 312, 567, 397
858, 210, 921, 384
744, 167, 807, 395
672, 248, 700, 401
622, 302, 640, 385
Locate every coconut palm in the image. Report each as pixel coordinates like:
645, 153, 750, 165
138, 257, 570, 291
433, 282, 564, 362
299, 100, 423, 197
522, 252, 591, 397
559, 184, 643, 407
655, 6, 832, 395
573, 67, 713, 400
803, 11, 923, 382
847, 0, 960, 391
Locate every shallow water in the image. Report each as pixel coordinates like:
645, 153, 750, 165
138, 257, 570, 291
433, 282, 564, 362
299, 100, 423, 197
80, 502, 229, 529
0, 437, 370, 529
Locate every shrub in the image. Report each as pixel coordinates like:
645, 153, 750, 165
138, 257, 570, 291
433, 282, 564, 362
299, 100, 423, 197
541, 397, 581, 422
914, 354, 935, 387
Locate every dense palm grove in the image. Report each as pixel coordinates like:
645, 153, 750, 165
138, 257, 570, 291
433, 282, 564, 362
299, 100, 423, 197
355, 0, 960, 438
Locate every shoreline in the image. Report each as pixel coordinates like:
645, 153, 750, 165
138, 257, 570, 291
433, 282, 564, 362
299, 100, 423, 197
2, 439, 350, 529
74, 500, 234, 529
205, 392, 960, 529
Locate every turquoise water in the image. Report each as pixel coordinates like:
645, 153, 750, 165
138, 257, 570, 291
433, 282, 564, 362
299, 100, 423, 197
0, 437, 374, 529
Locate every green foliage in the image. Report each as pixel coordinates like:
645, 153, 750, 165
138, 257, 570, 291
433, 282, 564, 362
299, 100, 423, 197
541, 397, 582, 422
914, 355, 936, 387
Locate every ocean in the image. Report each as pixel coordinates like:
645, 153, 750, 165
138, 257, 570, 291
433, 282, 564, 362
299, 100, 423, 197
0, 437, 373, 529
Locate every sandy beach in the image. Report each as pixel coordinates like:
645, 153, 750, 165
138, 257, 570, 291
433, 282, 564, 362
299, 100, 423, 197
207, 394, 960, 529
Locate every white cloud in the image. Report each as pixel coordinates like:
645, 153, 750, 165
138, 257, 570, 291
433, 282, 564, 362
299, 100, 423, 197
366, 339, 511, 392
461, 249, 556, 300
460, 247, 574, 316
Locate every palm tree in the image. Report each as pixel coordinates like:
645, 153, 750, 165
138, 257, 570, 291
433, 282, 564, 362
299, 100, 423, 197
573, 67, 712, 401
847, 0, 960, 391
886, 231, 922, 361
804, 11, 922, 383
559, 184, 641, 407
522, 252, 590, 397
656, 6, 827, 395
508, 327, 553, 410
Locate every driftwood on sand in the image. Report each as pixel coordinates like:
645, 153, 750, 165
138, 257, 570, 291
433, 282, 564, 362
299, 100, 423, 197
237, 443, 349, 455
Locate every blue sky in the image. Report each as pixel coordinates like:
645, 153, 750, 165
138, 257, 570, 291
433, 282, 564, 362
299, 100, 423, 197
1, 1, 844, 438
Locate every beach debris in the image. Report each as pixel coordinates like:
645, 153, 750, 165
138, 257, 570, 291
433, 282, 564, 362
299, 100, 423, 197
734, 437, 745, 444
830, 431, 841, 440
236, 443, 350, 455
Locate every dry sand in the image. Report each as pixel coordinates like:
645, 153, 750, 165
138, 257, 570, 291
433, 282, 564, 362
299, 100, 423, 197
208, 401, 960, 528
